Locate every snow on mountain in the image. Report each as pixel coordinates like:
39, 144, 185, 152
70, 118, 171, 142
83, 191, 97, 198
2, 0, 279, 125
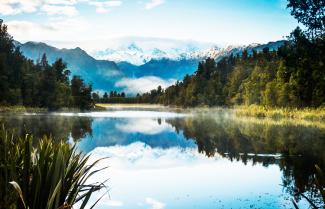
90, 37, 213, 65
91, 42, 204, 65
90, 39, 285, 66
190, 45, 238, 60
16, 38, 286, 94
91, 42, 231, 65
189, 40, 286, 61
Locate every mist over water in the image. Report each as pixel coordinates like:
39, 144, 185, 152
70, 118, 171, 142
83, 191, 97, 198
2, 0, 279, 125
1, 107, 324, 209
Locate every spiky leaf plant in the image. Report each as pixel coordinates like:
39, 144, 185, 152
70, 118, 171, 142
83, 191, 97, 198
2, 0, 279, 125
0, 126, 107, 209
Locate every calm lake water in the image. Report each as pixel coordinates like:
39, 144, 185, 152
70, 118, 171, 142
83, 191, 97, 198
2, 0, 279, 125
1, 107, 324, 209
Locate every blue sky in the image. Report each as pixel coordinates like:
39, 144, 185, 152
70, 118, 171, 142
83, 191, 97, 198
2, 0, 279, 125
1, 0, 299, 48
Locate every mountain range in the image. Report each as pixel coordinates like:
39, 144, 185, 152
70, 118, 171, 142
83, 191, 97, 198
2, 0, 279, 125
15, 39, 286, 94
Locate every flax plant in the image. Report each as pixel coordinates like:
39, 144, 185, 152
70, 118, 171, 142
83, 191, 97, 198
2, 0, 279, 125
0, 126, 107, 209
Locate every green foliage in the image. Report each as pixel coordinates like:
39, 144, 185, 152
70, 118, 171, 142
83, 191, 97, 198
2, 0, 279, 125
167, 111, 325, 207
71, 76, 93, 110
139, 31, 324, 108
0, 126, 106, 209
287, 0, 325, 38
0, 106, 47, 113
234, 105, 325, 121
136, 0, 325, 109
96, 91, 128, 104
0, 19, 92, 110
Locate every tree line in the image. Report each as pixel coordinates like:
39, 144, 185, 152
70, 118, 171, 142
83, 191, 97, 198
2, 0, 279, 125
92, 91, 131, 103
137, 0, 325, 108
0, 20, 93, 110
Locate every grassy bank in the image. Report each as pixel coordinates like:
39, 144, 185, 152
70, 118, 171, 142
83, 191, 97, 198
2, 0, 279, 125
96, 103, 165, 109
0, 105, 105, 113
233, 105, 325, 121
0, 106, 48, 113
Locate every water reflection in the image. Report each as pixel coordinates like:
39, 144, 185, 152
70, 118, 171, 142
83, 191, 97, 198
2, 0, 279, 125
0, 114, 93, 142
165, 112, 325, 206
87, 143, 292, 209
0, 109, 324, 208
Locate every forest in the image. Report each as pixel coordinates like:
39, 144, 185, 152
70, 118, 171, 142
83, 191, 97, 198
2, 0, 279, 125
1, 0, 325, 110
0, 20, 93, 110
136, 1, 325, 108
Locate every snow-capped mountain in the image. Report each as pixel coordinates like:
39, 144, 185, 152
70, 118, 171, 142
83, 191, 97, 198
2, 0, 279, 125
91, 39, 286, 66
91, 42, 204, 65
190, 45, 239, 60
190, 41, 287, 61
89, 37, 212, 65
16, 38, 286, 94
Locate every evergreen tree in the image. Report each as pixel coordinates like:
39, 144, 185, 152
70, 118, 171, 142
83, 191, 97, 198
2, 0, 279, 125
0, 19, 94, 110
71, 76, 93, 110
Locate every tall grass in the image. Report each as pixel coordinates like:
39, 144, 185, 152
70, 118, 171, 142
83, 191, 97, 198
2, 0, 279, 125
0, 106, 47, 113
233, 105, 325, 121
0, 126, 107, 209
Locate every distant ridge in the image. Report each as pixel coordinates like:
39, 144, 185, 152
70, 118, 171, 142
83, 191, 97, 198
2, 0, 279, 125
92, 40, 286, 65
15, 39, 286, 93
16, 41, 122, 91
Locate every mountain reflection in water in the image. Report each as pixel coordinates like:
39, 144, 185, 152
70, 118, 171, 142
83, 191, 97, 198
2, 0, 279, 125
0, 109, 324, 208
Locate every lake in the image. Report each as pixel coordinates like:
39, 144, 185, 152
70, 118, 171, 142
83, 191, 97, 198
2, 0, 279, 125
1, 106, 324, 209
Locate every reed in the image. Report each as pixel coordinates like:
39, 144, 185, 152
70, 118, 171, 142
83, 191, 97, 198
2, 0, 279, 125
0, 126, 107, 209
233, 105, 325, 121
0, 106, 47, 113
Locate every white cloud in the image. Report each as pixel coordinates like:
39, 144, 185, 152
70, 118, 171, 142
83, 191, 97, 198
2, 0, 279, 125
89, 0, 122, 7
101, 69, 123, 77
85, 142, 284, 209
7, 18, 90, 42
7, 21, 56, 38
145, 0, 165, 10
46, 0, 78, 5
52, 111, 186, 118
0, 0, 123, 16
0, 0, 40, 15
115, 76, 176, 94
145, 198, 165, 209
41, 4, 78, 16
0, 3, 19, 15
0, 0, 81, 16
89, 0, 122, 13
116, 118, 173, 135
100, 199, 124, 207
88, 142, 200, 170
74, 194, 123, 208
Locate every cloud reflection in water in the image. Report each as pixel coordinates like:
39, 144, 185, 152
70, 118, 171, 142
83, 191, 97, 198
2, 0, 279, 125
86, 142, 293, 209
116, 118, 174, 135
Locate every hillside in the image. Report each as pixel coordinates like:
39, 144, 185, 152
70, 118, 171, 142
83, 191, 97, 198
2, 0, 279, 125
16, 40, 286, 94
15, 41, 122, 91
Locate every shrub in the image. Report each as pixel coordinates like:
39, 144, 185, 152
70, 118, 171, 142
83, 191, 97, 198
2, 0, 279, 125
0, 126, 107, 209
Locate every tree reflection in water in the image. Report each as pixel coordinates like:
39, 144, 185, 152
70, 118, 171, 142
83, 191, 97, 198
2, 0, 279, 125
166, 112, 325, 206
0, 114, 93, 142
0, 111, 324, 207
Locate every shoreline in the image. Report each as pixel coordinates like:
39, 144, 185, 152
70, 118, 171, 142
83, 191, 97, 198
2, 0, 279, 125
0, 105, 105, 113
232, 105, 325, 122
1, 104, 325, 122
0, 106, 48, 113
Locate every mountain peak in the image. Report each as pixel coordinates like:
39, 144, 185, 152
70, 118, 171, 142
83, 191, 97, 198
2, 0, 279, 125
25, 41, 48, 46
127, 43, 143, 52
73, 47, 87, 54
